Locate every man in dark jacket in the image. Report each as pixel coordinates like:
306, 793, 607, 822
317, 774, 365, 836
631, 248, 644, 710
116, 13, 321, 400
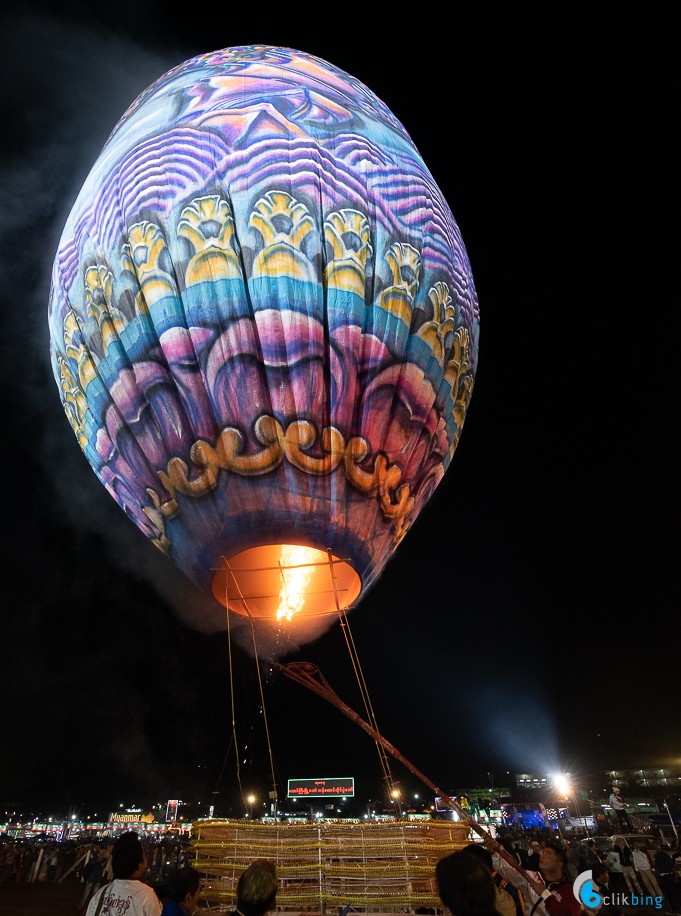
585, 840, 602, 868
652, 841, 681, 913
592, 862, 623, 916
613, 841, 643, 894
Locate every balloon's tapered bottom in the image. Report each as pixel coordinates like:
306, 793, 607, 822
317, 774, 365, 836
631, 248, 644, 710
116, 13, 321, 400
211, 544, 362, 620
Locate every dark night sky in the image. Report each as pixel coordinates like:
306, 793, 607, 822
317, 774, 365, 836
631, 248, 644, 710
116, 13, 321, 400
0, 3, 677, 818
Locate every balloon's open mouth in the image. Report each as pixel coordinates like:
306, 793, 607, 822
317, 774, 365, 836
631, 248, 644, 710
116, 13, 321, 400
211, 544, 362, 620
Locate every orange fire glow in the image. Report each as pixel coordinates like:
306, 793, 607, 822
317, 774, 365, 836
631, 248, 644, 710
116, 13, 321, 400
277, 545, 320, 622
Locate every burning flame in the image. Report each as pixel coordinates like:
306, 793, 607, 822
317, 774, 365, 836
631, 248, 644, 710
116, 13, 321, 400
277, 545, 320, 622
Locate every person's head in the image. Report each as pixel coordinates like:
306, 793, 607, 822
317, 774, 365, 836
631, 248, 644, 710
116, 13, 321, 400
111, 831, 147, 880
160, 866, 202, 913
435, 850, 498, 916
539, 842, 568, 883
593, 863, 609, 885
462, 844, 494, 872
530, 841, 540, 852
236, 859, 278, 916
612, 787, 621, 795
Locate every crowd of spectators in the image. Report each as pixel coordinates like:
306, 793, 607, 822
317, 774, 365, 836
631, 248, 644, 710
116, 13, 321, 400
0, 833, 189, 886
2, 822, 680, 915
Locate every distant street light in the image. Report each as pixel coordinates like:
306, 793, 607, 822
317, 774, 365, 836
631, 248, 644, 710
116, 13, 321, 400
547, 774, 569, 835
391, 788, 401, 818
553, 774, 571, 797
247, 794, 256, 818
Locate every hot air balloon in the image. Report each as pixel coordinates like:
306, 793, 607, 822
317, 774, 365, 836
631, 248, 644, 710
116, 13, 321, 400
48, 45, 479, 625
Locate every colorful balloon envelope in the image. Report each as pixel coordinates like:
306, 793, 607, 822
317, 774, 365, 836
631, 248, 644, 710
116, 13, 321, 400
48, 45, 479, 623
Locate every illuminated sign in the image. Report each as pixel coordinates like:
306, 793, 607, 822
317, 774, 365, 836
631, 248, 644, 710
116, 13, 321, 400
108, 812, 155, 824
287, 778, 355, 797
165, 800, 181, 823
435, 796, 465, 812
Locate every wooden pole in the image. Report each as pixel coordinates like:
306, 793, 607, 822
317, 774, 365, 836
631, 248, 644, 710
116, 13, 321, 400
278, 661, 534, 882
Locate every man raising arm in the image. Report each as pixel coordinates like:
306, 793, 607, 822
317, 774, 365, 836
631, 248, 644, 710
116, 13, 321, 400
486, 840, 581, 916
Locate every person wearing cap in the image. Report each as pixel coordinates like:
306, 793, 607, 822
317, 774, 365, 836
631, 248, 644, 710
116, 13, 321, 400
608, 787, 632, 831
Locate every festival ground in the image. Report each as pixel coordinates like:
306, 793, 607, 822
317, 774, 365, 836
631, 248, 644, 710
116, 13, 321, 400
1, 818, 676, 916
0, 877, 82, 915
